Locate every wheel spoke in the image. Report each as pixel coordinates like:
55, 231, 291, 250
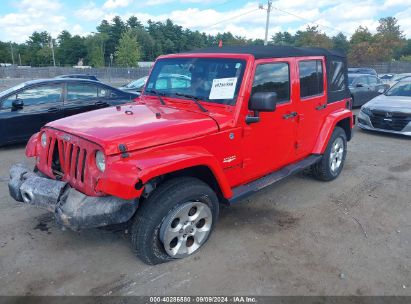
160, 200, 213, 259
172, 237, 185, 255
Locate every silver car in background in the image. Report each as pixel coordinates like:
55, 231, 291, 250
358, 79, 411, 136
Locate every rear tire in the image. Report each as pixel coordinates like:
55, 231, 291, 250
312, 126, 347, 181
131, 177, 219, 265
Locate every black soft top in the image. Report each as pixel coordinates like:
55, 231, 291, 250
185, 45, 346, 59
185, 45, 349, 104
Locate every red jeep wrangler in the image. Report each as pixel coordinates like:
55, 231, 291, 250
9, 46, 354, 265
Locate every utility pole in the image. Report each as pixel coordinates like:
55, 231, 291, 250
50, 36, 56, 67
264, 0, 272, 46
9, 42, 15, 65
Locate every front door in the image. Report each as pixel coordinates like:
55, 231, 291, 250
241, 58, 299, 182
0, 83, 64, 144
295, 58, 327, 157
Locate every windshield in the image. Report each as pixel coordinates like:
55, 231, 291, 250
385, 82, 411, 97
348, 76, 356, 85
145, 57, 247, 105
125, 76, 147, 89
0, 83, 25, 98
392, 74, 411, 82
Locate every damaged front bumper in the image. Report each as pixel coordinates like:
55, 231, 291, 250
8, 164, 138, 231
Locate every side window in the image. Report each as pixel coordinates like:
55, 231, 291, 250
251, 62, 290, 103
329, 60, 346, 92
1, 95, 17, 109
67, 83, 98, 101
15, 85, 62, 106
356, 76, 367, 85
299, 60, 324, 98
98, 87, 120, 98
368, 76, 378, 85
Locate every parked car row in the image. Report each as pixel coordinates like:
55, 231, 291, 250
358, 77, 411, 136
0, 78, 138, 146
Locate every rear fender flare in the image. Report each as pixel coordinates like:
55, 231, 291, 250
313, 109, 353, 154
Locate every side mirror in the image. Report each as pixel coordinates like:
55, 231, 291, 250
249, 92, 277, 112
356, 83, 364, 88
378, 88, 385, 94
12, 99, 24, 109
246, 92, 277, 124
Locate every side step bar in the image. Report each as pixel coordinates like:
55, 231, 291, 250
229, 154, 322, 204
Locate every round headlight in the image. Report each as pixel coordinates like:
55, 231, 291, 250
41, 132, 47, 147
95, 151, 106, 172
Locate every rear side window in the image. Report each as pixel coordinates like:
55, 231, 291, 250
329, 60, 346, 92
252, 63, 290, 103
67, 83, 98, 101
299, 60, 324, 98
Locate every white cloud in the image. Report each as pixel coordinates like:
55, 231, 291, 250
1, 0, 410, 43
75, 2, 105, 21
102, 0, 132, 9
0, 0, 67, 42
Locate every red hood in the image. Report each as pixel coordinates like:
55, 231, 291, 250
46, 103, 219, 155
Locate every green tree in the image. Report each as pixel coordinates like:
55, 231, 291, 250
115, 29, 140, 67
56, 30, 87, 66
85, 33, 108, 67
294, 26, 333, 49
271, 32, 295, 45
332, 33, 349, 53
127, 16, 143, 30
375, 17, 405, 60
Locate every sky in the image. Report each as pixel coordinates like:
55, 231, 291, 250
0, 0, 411, 43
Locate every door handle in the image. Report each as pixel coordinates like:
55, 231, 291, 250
47, 107, 60, 112
283, 112, 298, 119
315, 104, 327, 111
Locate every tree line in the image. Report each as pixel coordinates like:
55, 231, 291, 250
0, 16, 410, 67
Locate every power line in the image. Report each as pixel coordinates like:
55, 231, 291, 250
207, 8, 260, 29
270, 6, 352, 36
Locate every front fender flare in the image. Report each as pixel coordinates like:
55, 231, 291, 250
96, 146, 232, 200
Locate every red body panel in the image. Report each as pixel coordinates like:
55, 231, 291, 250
29, 52, 353, 201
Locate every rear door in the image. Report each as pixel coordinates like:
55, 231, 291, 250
352, 76, 370, 106
241, 58, 299, 181
295, 57, 327, 157
63, 82, 102, 117
0, 83, 64, 143
367, 76, 385, 99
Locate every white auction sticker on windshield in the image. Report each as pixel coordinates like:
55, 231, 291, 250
209, 77, 238, 100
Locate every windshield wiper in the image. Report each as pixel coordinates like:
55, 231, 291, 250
174, 93, 208, 112
145, 89, 166, 105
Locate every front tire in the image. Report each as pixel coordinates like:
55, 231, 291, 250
131, 177, 219, 265
312, 126, 347, 181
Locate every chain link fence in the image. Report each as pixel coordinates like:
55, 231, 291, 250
0, 66, 152, 81
367, 61, 411, 74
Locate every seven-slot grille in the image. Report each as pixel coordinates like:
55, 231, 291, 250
45, 134, 90, 189
370, 110, 411, 131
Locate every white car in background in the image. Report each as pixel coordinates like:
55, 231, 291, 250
386, 73, 411, 88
